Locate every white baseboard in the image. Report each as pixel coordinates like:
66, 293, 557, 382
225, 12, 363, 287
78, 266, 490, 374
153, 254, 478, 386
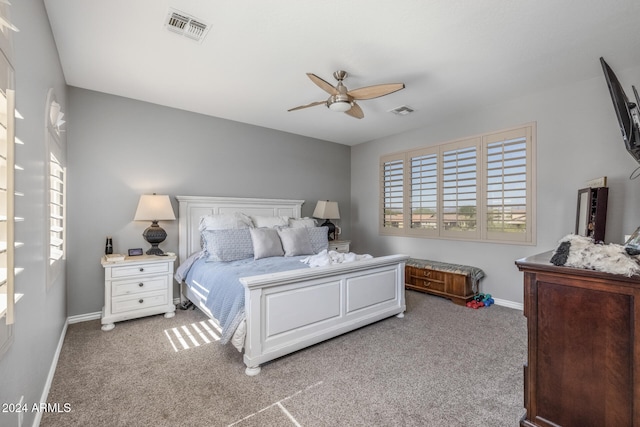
33, 319, 68, 427
67, 299, 181, 325
493, 298, 523, 311
67, 311, 101, 324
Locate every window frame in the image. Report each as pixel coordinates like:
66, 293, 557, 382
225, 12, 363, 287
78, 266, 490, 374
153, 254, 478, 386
379, 123, 536, 245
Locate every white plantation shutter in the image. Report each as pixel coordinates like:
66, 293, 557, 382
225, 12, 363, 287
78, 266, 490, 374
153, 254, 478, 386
46, 89, 66, 289
409, 148, 438, 236
49, 153, 65, 265
483, 127, 534, 242
380, 154, 405, 232
0, 1, 18, 359
0, 87, 14, 327
441, 139, 480, 239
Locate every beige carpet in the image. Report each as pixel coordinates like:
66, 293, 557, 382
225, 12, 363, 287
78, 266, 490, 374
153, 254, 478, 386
41, 290, 527, 426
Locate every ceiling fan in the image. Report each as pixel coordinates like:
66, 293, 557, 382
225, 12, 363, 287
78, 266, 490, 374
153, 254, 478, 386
288, 71, 405, 119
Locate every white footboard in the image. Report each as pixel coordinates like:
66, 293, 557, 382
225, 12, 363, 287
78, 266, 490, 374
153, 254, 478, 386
239, 254, 408, 375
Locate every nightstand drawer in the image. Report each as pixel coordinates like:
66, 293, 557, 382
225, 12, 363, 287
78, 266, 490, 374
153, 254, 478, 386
112, 291, 168, 314
112, 276, 169, 297
110, 262, 169, 278
328, 240, 350, 253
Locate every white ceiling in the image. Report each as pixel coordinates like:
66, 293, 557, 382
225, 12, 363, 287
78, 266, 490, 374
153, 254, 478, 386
43, 0, 640, 146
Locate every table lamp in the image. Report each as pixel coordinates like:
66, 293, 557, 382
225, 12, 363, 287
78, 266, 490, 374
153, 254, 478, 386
313, 200, 340, 241
134, 194, 176, 255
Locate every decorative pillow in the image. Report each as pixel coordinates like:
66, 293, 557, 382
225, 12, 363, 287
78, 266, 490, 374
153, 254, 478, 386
277, 227, 314, 257
250, 215, 289, 228
199, 213, 252, 232
202, 228, 253, 262
288, 217, 317, 228
250, 228, 284, 260
308, 226, 329, 254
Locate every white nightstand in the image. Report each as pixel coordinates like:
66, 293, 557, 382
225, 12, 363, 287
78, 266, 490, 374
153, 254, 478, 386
101, 254, 176, 331
328, 240, 350, 253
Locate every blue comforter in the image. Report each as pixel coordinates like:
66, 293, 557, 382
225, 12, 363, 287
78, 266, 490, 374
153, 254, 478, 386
185, 256, 310, 344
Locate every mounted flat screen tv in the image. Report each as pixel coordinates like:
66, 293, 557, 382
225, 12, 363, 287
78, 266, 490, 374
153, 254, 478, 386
600, 57, 640, 164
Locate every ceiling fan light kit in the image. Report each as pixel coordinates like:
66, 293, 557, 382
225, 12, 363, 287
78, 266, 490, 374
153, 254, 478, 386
289, 70, 404, 119
328, 98, 352, 112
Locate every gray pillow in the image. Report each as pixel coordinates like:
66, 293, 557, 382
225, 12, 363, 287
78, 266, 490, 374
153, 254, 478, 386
202, 228, 253, 262
277, 227, 314, 256
250, 228, 284, 259
308, 226, 329, 253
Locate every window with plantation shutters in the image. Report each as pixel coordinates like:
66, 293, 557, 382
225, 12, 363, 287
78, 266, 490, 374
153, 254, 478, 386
379, 123, 536, 244
0, 1, 18, 359
380, 154, 405, 232
46, 89, 66, 289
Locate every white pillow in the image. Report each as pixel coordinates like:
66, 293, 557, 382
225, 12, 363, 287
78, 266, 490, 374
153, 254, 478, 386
199, 212, 252, 232
288, 217, 317, 228
250, 228, 284, 259
277, 227, 314, 257
251, 215, 289, 228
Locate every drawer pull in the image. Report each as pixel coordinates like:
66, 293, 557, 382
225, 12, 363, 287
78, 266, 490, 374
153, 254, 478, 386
138, 282, 144, 287
423, 271, 431, 277
138, 299, 144, 304
139, 268, 144, 272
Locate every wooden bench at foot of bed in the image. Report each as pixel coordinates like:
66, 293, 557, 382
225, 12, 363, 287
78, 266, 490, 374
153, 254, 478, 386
405, 258, 485, 305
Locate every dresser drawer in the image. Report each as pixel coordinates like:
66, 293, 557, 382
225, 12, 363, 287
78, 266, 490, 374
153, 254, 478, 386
407, 267, 446, 293
110, 262, 169, 278
112, 276, 169, 297
111, 291, 168, 314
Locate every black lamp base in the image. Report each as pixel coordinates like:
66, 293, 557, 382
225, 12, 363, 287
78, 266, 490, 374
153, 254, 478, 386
321, 219, 336, 241
142, 221, 167, 255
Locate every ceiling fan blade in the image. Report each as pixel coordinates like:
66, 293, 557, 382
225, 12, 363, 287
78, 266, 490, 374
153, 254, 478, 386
287, 100, 326, 112
345, 102, 364, 119
307, 73, 338, 95
348, 83, 405, 100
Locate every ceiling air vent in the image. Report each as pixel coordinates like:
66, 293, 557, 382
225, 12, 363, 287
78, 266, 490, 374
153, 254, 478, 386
165, 8, 210, 43
388, 105, 415, 116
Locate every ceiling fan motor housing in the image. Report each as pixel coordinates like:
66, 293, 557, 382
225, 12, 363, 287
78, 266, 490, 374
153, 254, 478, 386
328, 78, 352, 111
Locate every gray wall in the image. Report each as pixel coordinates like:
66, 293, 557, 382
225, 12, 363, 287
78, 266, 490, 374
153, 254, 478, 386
66, 87, 351, 316
351, 62, 640, 304
0, 1, 68, 426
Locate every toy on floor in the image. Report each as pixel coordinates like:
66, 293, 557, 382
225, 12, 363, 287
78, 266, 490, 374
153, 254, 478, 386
466, 293, 494, 308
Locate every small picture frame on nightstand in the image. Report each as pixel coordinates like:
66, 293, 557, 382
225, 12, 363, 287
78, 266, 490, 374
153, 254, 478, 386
128, 248, 143, 256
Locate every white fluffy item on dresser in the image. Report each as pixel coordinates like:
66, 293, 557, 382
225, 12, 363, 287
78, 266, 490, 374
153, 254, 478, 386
552, 234, 640, 276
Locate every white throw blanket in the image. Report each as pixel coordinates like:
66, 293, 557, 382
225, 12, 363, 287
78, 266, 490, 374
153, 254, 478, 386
300, 249, 373, 267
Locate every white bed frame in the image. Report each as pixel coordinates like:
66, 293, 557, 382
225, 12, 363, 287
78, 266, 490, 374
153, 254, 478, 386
177, 195, 408, 375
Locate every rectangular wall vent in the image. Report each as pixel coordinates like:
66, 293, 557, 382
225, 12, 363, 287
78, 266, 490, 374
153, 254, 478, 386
165, 8, 210, 43
389, 105, 415, 116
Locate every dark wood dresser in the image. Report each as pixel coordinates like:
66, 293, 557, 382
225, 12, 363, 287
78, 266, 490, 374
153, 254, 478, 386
516, 251, 640, 427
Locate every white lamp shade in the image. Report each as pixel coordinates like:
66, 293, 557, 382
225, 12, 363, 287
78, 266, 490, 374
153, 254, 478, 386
328, 101, 351, 112
134, 194, 176, 221
313, 200, 340, 219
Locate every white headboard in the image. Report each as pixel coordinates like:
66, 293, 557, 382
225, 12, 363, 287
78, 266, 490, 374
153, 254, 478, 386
175, 196, 304, 263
